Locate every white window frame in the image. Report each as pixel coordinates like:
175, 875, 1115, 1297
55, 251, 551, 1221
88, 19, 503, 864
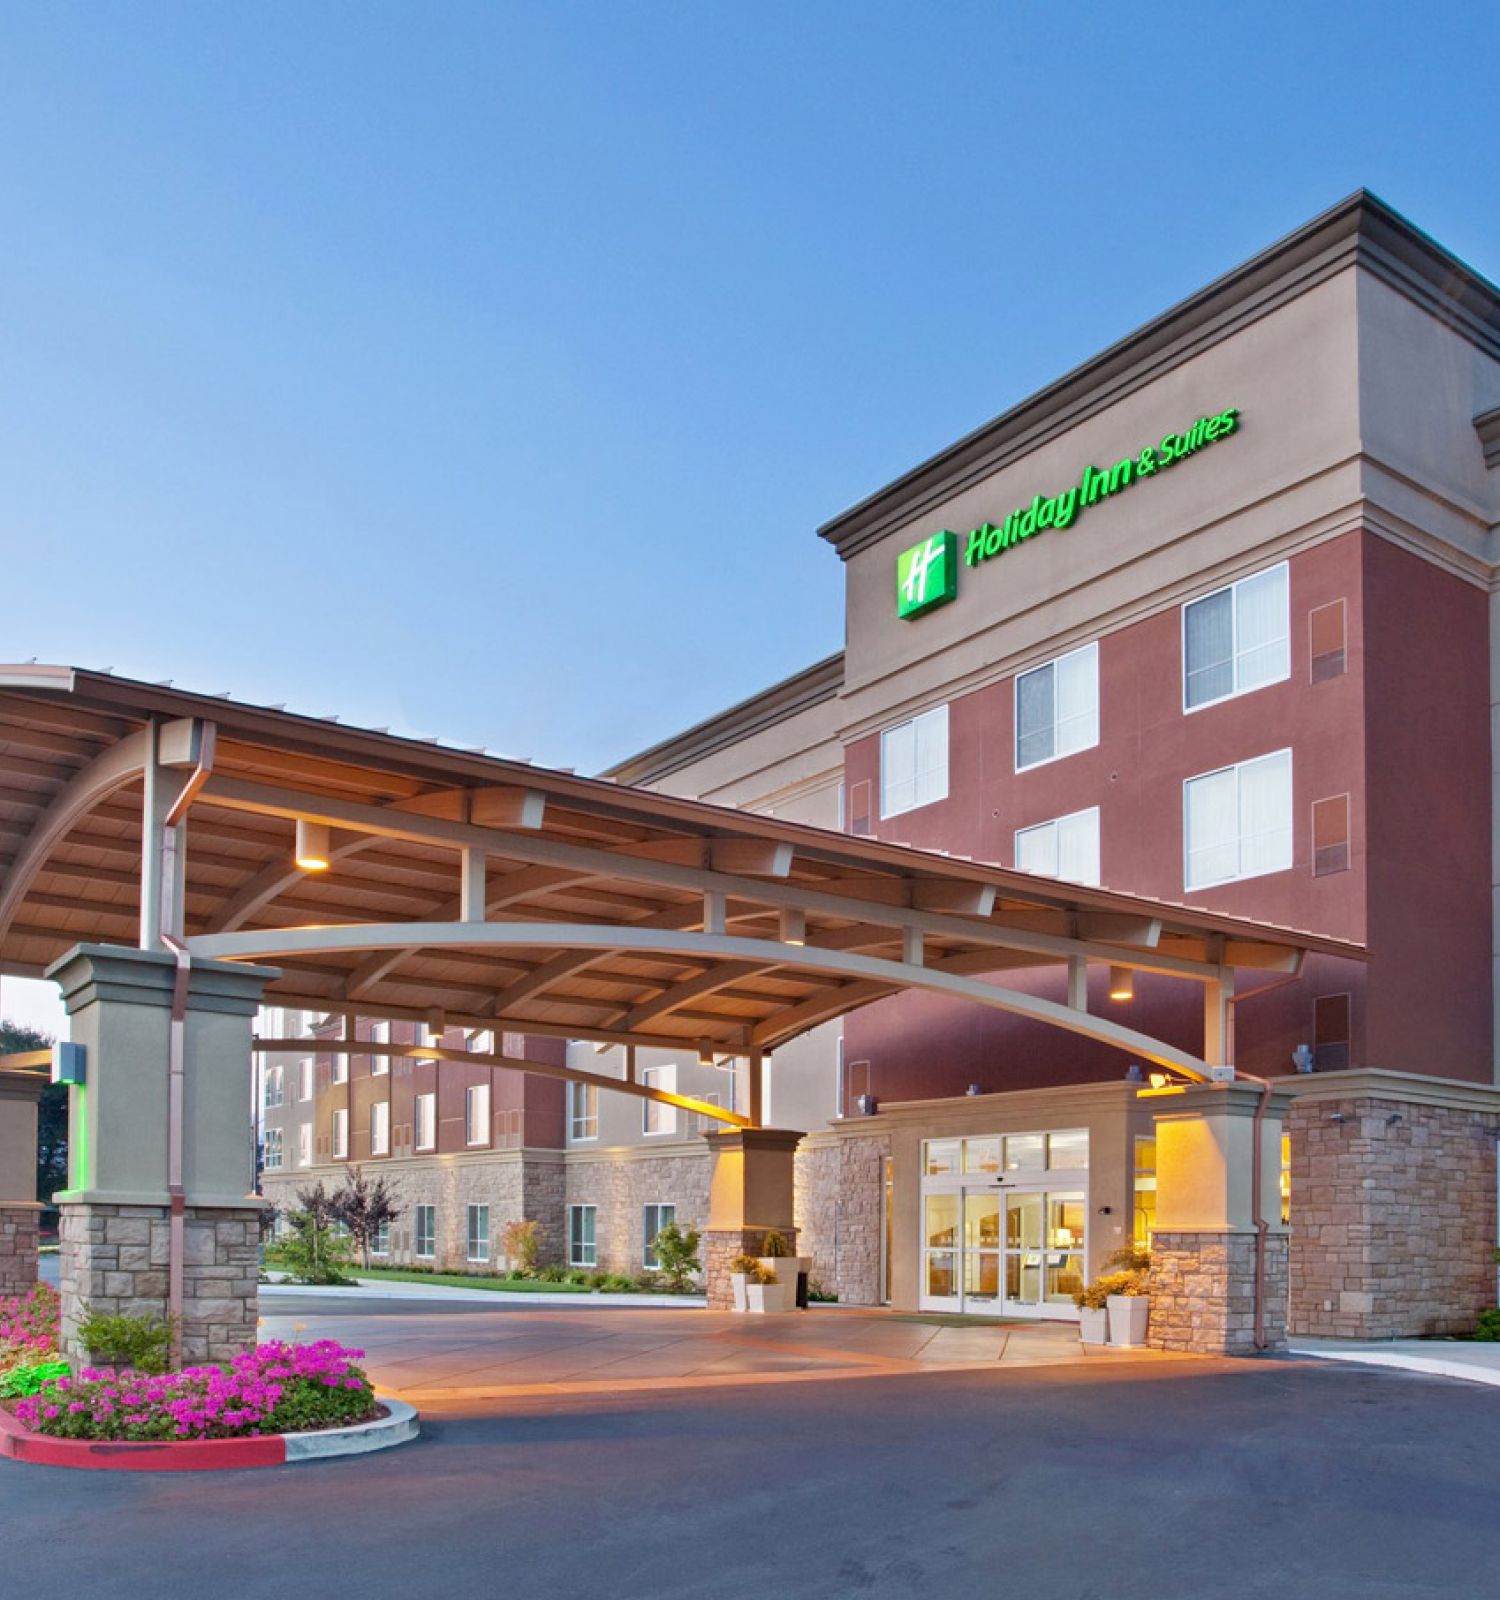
1182, 561, 1291, 714
466, 1204, 490, 1264
465, 1082, 491, 1147
415, 1092, 436, 1151
414, 1204, 436, 1260
297, 1058, 314, 1102
370, 1099, 390, 1156
332, 1054, 348, 1085
369, 1020, 390, 1076
835, 1036, 846, 1119
1014, 642, 1100, 773
468, 1029, 495, 1056
1183, 748, 1294, 891
297, 1122, 312, 1168
642, 1203, 676, 1269
262, 1127, 283, 1170
569, 1204, 597, 1268
568, 1081, 598, 1142
371, 1218, 390, 1257
263, 1064, 284, 1110
641, 1066, 677, 1136
1013, 806, 1102, 887
879, 704, 949, 819
331, 1107, 348, 1161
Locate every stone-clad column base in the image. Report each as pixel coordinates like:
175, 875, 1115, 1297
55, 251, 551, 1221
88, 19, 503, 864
60, 1202, 261, 1366
1147, 1230, 1289, 1354
0, 1204, 41, 1297
702, 1227, 801, 1309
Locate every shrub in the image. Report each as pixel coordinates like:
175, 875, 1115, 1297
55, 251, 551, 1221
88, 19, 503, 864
807, 1280, 838, 1303
651, 1222, 702, 1292
501, 1219, 540, 1277
264, 1199, 357, 1287
535, 1264, 571, 1284
15, 1340, 375, 1442
600, 1273, 634, 1293
729, 1254, 774, 1284
760, 1230, 791, 1259
1474, 1308, 1500, 1342
77, 1308, 175, 1374
566, 1269, 591, 1287
585, 1271, 611, 1290
0, 1360, 71, 1398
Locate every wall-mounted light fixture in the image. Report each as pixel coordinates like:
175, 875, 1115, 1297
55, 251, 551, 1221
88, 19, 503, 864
778, 907, 806, 946
1108, 965, 1135, 1002
696, 1040, 716, 1067
294, 819, 331, 873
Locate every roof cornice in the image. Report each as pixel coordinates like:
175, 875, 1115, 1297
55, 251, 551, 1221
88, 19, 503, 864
818, 191, 1500, 562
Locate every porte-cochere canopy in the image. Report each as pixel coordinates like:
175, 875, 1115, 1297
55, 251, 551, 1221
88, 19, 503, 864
0, 665, 1362, 1087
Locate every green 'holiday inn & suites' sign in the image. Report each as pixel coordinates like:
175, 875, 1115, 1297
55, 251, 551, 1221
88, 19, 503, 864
896, 406, 1241, 619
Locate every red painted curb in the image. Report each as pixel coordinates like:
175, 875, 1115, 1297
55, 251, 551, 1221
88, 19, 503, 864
0, 1400, 288, 1471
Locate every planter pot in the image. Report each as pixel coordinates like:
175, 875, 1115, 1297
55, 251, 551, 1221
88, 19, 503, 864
744, 1282, 774, 1314
1107, 1294, 1150, 1348
1077, 1306, 1110, 1346
757, 1256, 810, 1313
730, 1272, 749, 1313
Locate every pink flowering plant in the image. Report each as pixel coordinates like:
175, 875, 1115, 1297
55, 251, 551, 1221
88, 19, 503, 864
14, 1339, 376, 1442
0, 1283, 62, 1373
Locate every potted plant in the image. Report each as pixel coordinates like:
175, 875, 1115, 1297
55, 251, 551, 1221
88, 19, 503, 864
756, 1230, 810, 1312
1100, 1245, 1152, 1348
729, 1253, 776, 1313
1072, 1277, 1111, 1346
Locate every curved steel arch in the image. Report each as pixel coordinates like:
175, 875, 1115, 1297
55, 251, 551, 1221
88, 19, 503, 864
186, 919, 1213, 1081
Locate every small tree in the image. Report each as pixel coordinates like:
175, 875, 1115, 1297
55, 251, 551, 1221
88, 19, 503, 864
265, 1181, 355, 1286
501, 1218, 540, 1277
1, 1021, 66, 1203
651, 1221, 701, 1293
330, 1167, 402, 1269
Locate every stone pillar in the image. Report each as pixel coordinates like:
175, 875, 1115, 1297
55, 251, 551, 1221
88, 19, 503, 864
1147, 1081, 1291, 1355
46, 943, 279, 1365
701, 1126, 803, 1308
0, 1069, 46, 1296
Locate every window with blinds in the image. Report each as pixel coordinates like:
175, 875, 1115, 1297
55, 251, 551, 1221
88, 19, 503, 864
1014, 807, 1101, 887
880, 705, 949, 818
1015, 643, 1099, 771
1184, 749, 1293, 890
1183, 563, 1290, 710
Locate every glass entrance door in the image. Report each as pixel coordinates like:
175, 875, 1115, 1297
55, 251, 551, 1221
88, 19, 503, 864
1004, 1192, 1086, 1319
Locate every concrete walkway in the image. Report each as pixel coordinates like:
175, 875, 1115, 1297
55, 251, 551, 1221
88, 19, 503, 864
261, 1293, 1192, 1407
262, 1276, 708, 1308
1290, 1334, 1500, 1388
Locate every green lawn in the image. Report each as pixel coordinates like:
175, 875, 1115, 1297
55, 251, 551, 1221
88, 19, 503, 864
352, 1266, 595, 1294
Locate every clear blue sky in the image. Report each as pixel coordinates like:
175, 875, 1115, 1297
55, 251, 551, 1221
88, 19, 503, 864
2, 2, 1496, 780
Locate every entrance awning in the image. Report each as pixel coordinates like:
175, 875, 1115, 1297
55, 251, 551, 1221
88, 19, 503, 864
0, 665, 1363, 1089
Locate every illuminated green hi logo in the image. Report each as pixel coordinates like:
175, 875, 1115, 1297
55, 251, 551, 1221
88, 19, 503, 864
896, 530, 957, 619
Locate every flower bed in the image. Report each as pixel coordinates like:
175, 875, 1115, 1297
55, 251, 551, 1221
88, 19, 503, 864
13, 1340, 376, 1442
0, 1283, 61, 1373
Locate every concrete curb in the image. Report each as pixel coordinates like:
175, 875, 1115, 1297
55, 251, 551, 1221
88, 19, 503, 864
1289, 1343, 1500, 1389
0, 1395, 419, 1471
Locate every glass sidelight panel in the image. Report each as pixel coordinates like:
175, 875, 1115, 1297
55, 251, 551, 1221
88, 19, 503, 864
925, 1194, 959, 1301
1045, 1197, 1087, 1304
1005, 1192, 1044, 1307
927, 1252, 957, 1298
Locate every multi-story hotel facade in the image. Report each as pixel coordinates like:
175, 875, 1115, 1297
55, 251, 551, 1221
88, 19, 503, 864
262, 192, 1500, 1341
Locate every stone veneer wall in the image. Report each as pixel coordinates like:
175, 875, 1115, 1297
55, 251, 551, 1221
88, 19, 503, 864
59, 1203, 261, 1365
0, 1205, 39, 1296
564, 1147, 711, 1276
1147, 1231, 1289, 1354
833, 1132, 890, 1306
793, 1137, 840, 1292
702, 1226, 800, 1309
1288, 1092, 1500, 1338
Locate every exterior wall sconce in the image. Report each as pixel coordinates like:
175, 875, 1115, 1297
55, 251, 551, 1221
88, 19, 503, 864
696, 1041, 715, 1067
1108, 965, 1134, 1002
778, 907, 806, 946
294, 819, 331, 873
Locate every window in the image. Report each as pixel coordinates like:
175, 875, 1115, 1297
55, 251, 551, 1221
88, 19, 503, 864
1183, 562, 1289, 710
371, 1100, 390, 1156
415, 1093, 436, 1151
835, 1036, 846, 1118
1309, 598, 1347, 683
569, 1205, 597, 1268
1133, 1137, 1157, 1248
1184, 749, 1293, 890
880, 705, 949, 818
331, 1108, 348, 1161
1314, 993, 1351, 1072
263, 1065, 284, 1110
371, 1219, 390, 1257
1014, 807, 1101, 887
332, 1054, 348, 1085
1312, 794, 1350, 877
469, 1029, 494, 1056
465, 1083, 491, 1147
1016, 643, 1098, 771
369, 1020, 389, 1076
568, 1081, 598, 1141
297, 1058, 314, 1102
466, 1204, 490, 1263
643, 1204, 676, 1269
641, 1066, 677, 1136
262, 1128, 283, 1170
297, 1123, 312, 1168
414, 1205, 436, 1260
